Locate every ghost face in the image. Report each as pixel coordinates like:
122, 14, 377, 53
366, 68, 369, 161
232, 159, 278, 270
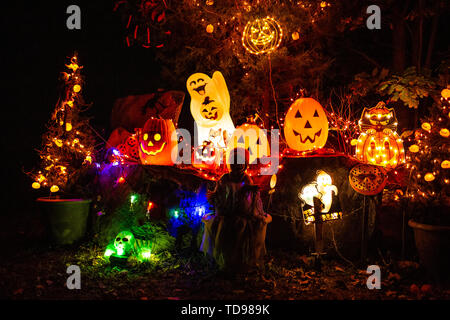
187, 73, 211, 100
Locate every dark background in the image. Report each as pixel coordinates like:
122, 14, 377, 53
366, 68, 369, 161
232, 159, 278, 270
2, 1, 185, 216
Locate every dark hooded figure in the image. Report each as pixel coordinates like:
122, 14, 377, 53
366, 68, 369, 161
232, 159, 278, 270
200, 148, 272, 273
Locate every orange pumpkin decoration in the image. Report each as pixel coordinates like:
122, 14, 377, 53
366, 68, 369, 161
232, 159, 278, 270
284, 98, 329, 151
226, 123, 270, 166
138, 118, 177, 166
192, 141, 220, 170
355, 130, 405, 168
349, 163, 387, 195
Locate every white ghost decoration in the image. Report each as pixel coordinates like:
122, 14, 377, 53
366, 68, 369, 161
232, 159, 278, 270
298, 170, 338, 213
186, 71, 235, 148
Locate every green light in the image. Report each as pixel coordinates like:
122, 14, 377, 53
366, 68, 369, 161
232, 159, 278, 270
174, 210, 179, 219
130, 194, 138, 204
116, 247, 125, 256
140, 249, 152, 261
104, 248, 114, 257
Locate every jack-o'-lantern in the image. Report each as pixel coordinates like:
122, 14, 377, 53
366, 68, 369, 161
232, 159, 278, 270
242, 17, 283, 55
356, 103, 405, 168
284, 98, 329, 151
441, 160, 450, 169
192, 141, 220, 170
226, 123, 270, 166
138, 118, 177, 166
355, 130, 405, 168
349, 163, 387, 195
125, 135, 139, 160
424, 173, 435, 182
421, 122, 431, 131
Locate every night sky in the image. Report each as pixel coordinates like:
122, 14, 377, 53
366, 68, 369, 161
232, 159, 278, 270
3, 1, 176, 215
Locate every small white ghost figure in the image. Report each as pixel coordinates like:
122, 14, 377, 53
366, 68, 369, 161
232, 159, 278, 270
298, 171, 338, 213
186, 71, 235, 148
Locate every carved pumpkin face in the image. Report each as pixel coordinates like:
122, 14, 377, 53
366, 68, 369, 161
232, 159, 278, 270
284, 98, 329, 151
200, 97, 224, 122
192, 141, 220, 170
442, 160, 450, 169
355, 130, 405, 168
126, 135, 139, 160
349, 163, 387, 195
138, 118, 177, 165
242, 17, 282, 55
226, 123, 270, 165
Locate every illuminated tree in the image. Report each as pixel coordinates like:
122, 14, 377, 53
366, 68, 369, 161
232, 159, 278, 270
405, 88, 450, 224
29, 54, 96, 195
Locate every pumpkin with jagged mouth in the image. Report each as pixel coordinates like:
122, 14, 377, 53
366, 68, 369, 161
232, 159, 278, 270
138, 118, 177, 165
284, 98, 329, 151
200, 97, 223, 121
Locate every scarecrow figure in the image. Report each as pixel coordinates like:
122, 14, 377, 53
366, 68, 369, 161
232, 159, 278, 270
200, 148, 272, 273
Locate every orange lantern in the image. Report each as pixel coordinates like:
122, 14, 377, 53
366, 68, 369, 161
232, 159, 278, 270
284, 98, 329, 151
138, 118, 177, 166
349, 163, 387, 195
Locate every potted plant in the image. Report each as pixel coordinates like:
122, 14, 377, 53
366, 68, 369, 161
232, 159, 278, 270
404, 87, 450, 283
29, 54, 98, 245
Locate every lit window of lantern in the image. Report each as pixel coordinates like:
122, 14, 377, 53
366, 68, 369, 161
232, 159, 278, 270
284, 98, 329, 152
186, 71, 235, 148
355, 102, 405, 168
138, 118, 178, 166
242, 17, 283, 55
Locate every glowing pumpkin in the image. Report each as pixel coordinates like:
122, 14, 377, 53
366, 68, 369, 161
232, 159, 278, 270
138, 118, 177, 166
226, 123, 270, 166
242, 17, 283, 55
355, 130, 405, 168
356, 103, 405, 168
192, 141, 220, 170
349, 163, 387, 195
284, 98, 329, 151
441, 88, 450, 99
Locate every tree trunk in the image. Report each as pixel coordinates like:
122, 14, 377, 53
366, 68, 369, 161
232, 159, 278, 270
392, 3, 408, 72
424, 8, 439, 70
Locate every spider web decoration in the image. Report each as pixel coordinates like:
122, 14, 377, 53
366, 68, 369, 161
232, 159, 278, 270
114, 0, 171, 48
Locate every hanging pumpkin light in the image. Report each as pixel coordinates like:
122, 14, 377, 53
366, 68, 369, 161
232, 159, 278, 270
291, 31, 300, 41
73, 84, 81, 93
32, 182, 41, 189
66, 123, 72, 132
242, 17, 283, 55
424, 173, 435, 182
441, 88, 450, 99
50, 185, 60, 193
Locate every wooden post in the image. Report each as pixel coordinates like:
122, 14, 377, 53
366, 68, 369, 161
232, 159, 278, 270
361, 195, 367, 263
313, 197, 324, 255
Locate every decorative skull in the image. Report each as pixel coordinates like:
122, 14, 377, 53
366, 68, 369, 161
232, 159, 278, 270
113, 231, 135, 257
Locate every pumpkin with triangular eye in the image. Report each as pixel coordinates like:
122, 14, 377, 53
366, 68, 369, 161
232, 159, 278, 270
284, 98, 329, 151
226, 123, 270, 167
138, 118, 177, 165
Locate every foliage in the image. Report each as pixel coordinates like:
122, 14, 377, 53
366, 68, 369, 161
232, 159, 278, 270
378, 67, 436, 109
405, 92, 450, 225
